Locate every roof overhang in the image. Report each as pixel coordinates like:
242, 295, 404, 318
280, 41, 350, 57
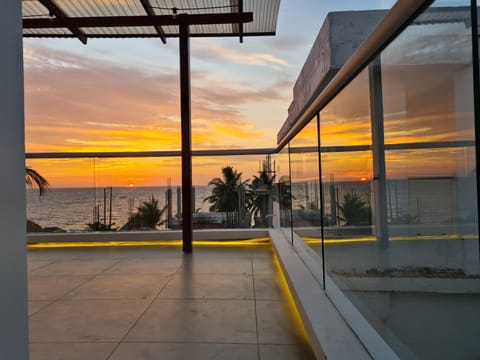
22, 0, 280, 44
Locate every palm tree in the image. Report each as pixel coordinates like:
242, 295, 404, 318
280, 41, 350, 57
249, 169, 275, 225
25, 166, 49, 196
124, 195, 166, 230
337, 191, 371, 226
203, 166, 248, 213
275, 176, 293, 209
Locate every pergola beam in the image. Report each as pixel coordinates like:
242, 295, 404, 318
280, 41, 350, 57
239, 0, 244, 43
23, 12, 253, 29
139, 0, 167, 44
23, 31, 273, 39
230, 0, 244, 43
38, 0, 87, 44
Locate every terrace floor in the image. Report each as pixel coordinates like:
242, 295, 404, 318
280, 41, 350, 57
27, 244, 315, 360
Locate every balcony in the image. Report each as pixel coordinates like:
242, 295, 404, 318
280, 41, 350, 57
28, 243, 315, 360
2, 0, 480, 359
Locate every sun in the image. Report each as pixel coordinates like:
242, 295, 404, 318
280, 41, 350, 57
128, 183, 135, 188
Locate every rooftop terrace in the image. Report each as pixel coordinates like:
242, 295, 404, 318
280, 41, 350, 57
28, 244, 315, 360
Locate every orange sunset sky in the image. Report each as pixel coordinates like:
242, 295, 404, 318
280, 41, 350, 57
24, 0, 474, 187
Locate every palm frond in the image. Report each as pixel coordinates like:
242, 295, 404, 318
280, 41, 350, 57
25, 167, 49, 196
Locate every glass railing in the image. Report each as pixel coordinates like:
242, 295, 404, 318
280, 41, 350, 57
277, 0, 480, 359
26, 151, 280, 233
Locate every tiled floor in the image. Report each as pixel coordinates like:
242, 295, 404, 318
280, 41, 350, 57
28, 245, 315, 360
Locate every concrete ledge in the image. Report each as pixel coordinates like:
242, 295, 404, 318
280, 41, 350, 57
27, 228, 269, 243
269, 229, 374, 360
334, 276, 480, 294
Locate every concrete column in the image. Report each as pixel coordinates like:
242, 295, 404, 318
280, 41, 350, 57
368, 56, 389, 247
0, 2, 29, 359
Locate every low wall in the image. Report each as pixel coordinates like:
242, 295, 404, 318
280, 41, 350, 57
27, 228, 269, 243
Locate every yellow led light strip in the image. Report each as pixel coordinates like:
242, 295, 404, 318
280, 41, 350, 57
303, 233, 472, 245
27, 237, 271, 249
272, 253, 311, 345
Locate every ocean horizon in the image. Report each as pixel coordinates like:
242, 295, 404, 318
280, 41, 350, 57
27, 185, 212, 232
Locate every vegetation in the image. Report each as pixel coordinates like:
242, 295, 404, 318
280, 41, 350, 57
337, 191, 371, 226
25, 166, 49, 196
275, 176, 293, 209
122, 195, 166, 230
86, 221, 117, 231
249, 169, 275, 226
203, 166, 248, 213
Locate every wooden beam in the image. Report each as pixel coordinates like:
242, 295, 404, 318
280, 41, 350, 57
23, 12, 253, 29
138, 0, 167, 44
38, 0, 87, 44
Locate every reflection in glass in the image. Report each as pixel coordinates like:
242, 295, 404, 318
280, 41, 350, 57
289, 118, 321, 232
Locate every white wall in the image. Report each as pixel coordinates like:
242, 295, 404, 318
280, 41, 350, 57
0, 2, 29, 359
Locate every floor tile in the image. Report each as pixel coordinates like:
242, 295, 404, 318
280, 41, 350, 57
256, 300, 307, 345
28, 259, 53, 272
178, 257, 252, 275
28, 301, 51, 316
126, 299, 257, 343
252, 257, 277, 276
65, 274, 171, 300
30, 343, 116, 360
29, 299, 150, 342
110, 342, 258, 360
259, 344, 315, 360
28, 275, 91, 300
105, 258, 181, 274
32, 259, 119, 276
159, 273, 253, 300
191, 247, 254, 259
254, 273, 283, 301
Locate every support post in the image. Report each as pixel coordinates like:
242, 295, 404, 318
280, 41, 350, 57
368, 56, 389, 247
316, 113, 326, 290
470, 0, 480, 258
0, 1, 29, 358
179, 15, 193, 253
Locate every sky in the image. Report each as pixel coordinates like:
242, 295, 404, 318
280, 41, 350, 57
25, 0, 464, 187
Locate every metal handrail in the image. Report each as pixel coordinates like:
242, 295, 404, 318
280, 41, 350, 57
25, 148, 275, 159
276, 0, 435, 151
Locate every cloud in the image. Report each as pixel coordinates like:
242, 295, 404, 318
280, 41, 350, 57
192, 42, 291, 70
24, 44, 278, 153
379, 0, 395, 8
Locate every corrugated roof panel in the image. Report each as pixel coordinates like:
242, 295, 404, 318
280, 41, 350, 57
22, 0, 280, 39
54, 0, 146, 17
23, 27, 73, 35
23, 1, 50, 18
83, 26, 157, 35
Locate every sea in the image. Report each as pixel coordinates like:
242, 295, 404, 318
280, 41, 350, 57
27, 186, 212, 232
26, 177, 474, 232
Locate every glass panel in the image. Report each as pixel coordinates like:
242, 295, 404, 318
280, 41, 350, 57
317, 66, 373, 260
26, 157, 182, 233
274, 147, 292, 230
324, 2, 479, 359
26, 158, 96, 232
95, 157, 181, 231
193, 154, 275, 229
289, 118, 321, 245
